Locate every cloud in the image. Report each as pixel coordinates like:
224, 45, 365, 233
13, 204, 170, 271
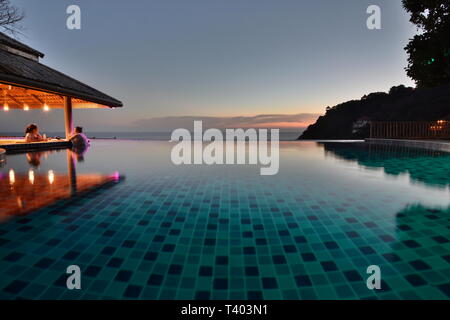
132, 113, 320, 131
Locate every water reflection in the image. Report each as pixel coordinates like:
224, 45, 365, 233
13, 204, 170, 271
394, 204, 450, 276
396, 204, 449, 236
0, 149, 123, 222
0, 151, 5, 168
321, 142, 450, 188
26, 151, 44, 167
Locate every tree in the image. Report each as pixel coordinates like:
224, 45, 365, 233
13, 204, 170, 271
402, 0, 450, 87
0, 0, 24, 35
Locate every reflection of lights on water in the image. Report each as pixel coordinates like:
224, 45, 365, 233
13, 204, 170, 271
16, 196, 23, 209
113, 171, 120, 182
48, 170, 55, 184
9, 169, 15, 185
29, 169, 35, 184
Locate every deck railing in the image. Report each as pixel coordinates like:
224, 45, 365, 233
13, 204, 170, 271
370, 121, 450, 139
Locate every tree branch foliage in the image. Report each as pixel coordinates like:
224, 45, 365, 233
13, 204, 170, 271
0, 0, 24, 35
402, 0, 450, 87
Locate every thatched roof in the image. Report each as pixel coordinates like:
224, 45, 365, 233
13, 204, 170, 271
0, 32, 122, 109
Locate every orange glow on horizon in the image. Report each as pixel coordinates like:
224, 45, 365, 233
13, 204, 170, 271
239, 121, 315, 129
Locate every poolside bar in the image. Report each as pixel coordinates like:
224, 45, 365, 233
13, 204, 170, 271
0, 32, 122, 151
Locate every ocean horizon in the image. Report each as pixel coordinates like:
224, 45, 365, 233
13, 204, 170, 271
0, 130, 303, 141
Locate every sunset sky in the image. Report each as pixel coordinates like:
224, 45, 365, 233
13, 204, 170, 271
1, 0, 416, 132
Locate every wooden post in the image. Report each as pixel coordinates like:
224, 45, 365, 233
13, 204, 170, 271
64, 96, 73, 140
67, 149, 77, 195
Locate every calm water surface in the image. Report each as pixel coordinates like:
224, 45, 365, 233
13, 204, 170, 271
0, 140, 449, 299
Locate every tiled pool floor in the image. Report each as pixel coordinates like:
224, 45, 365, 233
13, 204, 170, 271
0, 141, 449, 299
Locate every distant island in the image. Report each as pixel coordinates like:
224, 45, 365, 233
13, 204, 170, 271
298, 84, 450, 140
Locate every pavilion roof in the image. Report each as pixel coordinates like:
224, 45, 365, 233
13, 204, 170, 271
0, 32, 122, 109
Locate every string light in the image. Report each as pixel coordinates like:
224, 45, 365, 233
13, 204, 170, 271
43, 103, 50, 112
23, 104, 29, 111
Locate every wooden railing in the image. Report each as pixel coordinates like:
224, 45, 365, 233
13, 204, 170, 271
370, 121, 450, 139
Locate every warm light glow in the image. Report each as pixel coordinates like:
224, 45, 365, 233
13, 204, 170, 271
9, 169, 15, 185
3, 104, 9, 111
0, 172, 120, 220
23, 104, 30, 111
16, 197, 23, 209
43, 104, 50, 112
28, 169, 35, 184
48, 170, 55, 184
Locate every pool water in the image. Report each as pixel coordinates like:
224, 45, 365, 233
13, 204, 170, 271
0, 140, 449, 300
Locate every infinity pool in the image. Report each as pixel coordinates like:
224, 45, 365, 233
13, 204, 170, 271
0, 140, 449, 299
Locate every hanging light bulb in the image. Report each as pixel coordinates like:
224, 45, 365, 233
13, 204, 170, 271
43, 103, 50, 112
3, 103, 9, 111
23, 104, 29, 111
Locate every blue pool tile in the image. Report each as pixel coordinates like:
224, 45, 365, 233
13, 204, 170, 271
0, 141, 449, 300
3, 280, 28, 294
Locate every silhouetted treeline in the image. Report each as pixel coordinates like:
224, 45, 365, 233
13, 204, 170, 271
299, 85, 450, 139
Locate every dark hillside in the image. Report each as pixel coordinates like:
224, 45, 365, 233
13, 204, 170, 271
299, 85, 450, 139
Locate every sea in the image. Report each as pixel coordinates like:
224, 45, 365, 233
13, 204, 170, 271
0, 130, 302, 141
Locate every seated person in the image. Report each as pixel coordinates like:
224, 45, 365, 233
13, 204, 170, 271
25, 124, 47, 142
69, 126, 90, 149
